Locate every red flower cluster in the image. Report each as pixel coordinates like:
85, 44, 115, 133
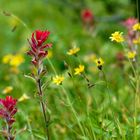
27, 30, 52, 66
0, 96, 17, 126
81, 9, 94, 24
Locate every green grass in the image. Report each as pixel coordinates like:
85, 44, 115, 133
0, 0, 140, 139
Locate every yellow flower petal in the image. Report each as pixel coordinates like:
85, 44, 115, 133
95, 58, 104, 70
95, 58, 104, 66
53, 75, 64, 85
74, 65, 85, 75
10, 54, 24, 67
46, 50, 53, 58
2, 86, 13, 94
19, 94, 30, 102
133, 38, 140, 44
2, 54, 13, 64
110, 31, 124, 43
67, 47, 80, 55
132, 23, 140, 31
127, 51, 136, 59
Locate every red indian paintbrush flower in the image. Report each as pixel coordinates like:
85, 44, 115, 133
27, 30, 52, 139
122, 18, 138, 48
122, 18, 138, 30
27, 30, 52, 66
81, 9, 94, 24
0, 96, 17, 126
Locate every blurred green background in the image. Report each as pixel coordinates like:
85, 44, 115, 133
0, 0, 138, 140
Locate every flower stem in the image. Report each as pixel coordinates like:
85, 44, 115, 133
101, 70, 112, 105
37, 79, 50, 140
6, 122, 13, 140
47, 58, 57, 75
47, 58, 86, 136
61, 86, 86, 136
121, 42, 139, 139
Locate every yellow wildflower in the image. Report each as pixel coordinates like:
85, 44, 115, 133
110, 31, 124, 43
10, 54, 24, 67
47, 50, 53, 58
19, 94, 30, 102
127, 51, 136, 59
95, 58, 104, 70
2, 86, 13, 94
133, 38, 140, 44
53, 75, 64, 85
132, 23, 140, 31
2, 54, 24, 67
67, 47, 80, 56
2, 54, 13, 64
74, 65, 85, 75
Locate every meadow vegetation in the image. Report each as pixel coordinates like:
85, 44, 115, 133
0, 0, 139, 140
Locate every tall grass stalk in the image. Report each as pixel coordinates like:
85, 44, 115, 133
47, 58, 86, 137
121, 42, 139, 140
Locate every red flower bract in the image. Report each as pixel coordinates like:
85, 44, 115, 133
81, 9, 94, 23
27, 30, 52, 67
35, 30, 50, 46
0, 96, 17, 126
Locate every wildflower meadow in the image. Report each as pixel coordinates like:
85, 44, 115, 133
0, 0, 140, 140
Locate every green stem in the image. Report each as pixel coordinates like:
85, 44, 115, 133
47, 58, 57, 75
48, 57, 86, 136
121, 42, 138, 139
101, 70, 112, 106
37, 79, 50, 140
61, 86, 86, 136
26, 116, 35, 140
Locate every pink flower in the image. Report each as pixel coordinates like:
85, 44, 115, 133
122, 18, 138, 48
27, 30, 52, 66
0, 96, 17, 126
81, 9, 94, 24
122, 18, 138, 30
